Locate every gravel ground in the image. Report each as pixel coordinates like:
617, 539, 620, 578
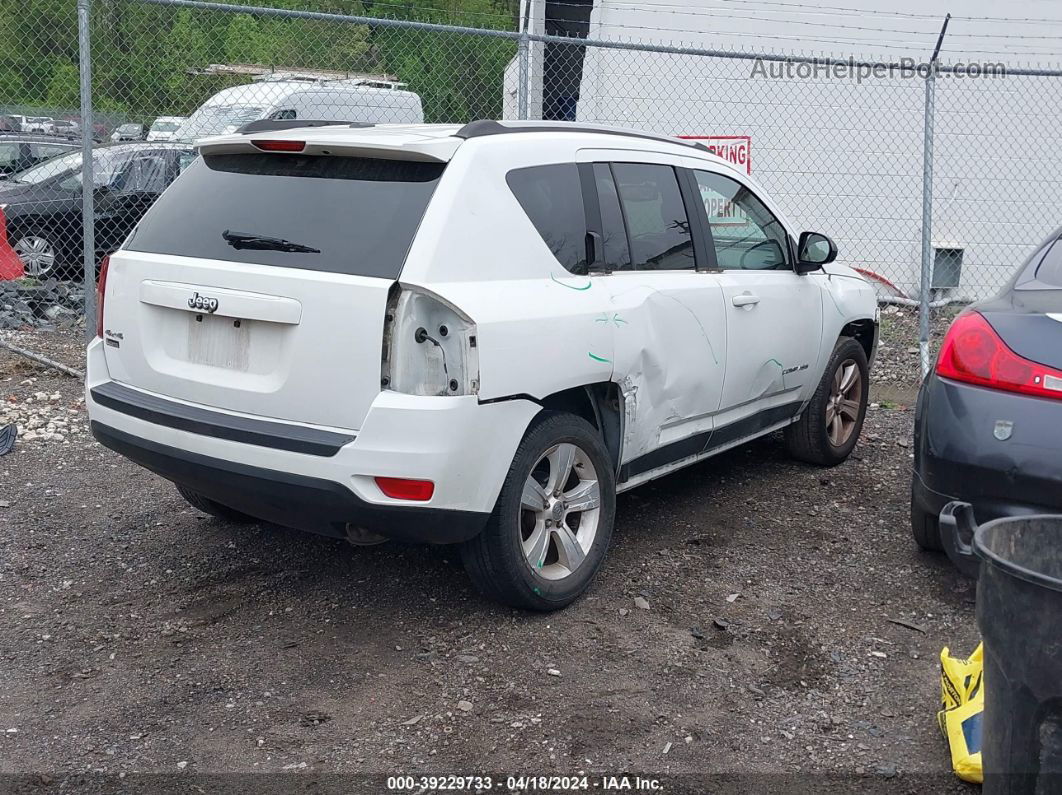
0, 328, 980, 793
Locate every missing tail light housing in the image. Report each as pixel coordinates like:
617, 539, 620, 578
382, 286, 479, 397
936, 310, 1062, 400
95, 255, 111, 339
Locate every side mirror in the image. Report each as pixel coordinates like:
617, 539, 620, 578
796, 231, 837, 274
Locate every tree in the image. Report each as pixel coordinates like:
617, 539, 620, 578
224, 13, 268, 65
45, 61, 80, 109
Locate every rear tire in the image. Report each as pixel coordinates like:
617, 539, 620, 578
461, 411, 616, 611
910, 491, 944, 551
785, 336, 869, 466
175, 484, 257, 524
11, 227, 61, 279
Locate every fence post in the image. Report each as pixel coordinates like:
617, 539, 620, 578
517, 0, 530, 120
918, 67, 935, 377
78, 0, 96, 341
919, 15, 949, 377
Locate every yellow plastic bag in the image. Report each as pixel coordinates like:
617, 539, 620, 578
938, 643, 984, 784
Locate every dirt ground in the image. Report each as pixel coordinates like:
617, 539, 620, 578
0, 328, 980, 793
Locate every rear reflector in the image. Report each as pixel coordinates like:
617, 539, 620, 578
95, 255, 110, 339
251, 139, 305, 152
936, 310, 1062, 400
374, 477, 435, 501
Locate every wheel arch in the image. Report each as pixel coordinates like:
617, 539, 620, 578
840, 317, 878, 368
537, 382, 623, 475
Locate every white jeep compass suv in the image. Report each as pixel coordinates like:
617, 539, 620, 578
87, 119, 878, 610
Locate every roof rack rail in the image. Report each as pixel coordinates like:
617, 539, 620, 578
236, 119, 376, 134
454, 119, 710, 153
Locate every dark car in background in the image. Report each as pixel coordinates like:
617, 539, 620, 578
110, 123, 146, 142
0, 135, 80, 177
912, 230, 1062, 556
0, 142, 195, 277
50, 120, 80, 139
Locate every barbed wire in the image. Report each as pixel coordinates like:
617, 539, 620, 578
544, 0, 1062, 27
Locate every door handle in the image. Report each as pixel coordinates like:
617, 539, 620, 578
732, 292, 760, 307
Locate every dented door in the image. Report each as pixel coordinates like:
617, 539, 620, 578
579, 154, 728, 470
605, 271, 727, 469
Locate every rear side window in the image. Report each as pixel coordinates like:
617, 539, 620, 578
507, 163, 588, 274
610, 163, 694, 271
0, 142, 20, 169
1034, 239, 1062, 288
126, 153, 444, 278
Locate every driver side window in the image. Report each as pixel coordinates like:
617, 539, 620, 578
694, 171, 789, 271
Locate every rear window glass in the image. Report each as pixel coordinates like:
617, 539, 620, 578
126, 153, 445, 278
506, 163, 588, 274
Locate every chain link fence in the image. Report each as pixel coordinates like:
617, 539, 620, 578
2, 0, 1061, 403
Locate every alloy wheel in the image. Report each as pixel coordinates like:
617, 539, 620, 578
826, 358, 862, 446
519, 442, 602, 581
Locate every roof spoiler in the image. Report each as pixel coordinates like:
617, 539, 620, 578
454, 119, 711, 153
236, 119, 376, 134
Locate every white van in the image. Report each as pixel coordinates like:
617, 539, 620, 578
174, 77, 423, 139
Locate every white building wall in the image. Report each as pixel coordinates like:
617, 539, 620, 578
510, 0, 1062, 299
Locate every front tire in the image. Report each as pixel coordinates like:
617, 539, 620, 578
785, 336, 869, 466
461, 411, 616, 611
175, 484, 257, 524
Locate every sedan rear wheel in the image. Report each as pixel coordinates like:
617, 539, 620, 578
13, 232, 58, 278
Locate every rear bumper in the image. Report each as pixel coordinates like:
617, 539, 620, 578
912, 374, 1062, 524
91, 422, 487, 543
85, 339, 540, 542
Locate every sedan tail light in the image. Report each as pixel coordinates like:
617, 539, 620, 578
95, 255, 110, 339
936, 310, 1062, 400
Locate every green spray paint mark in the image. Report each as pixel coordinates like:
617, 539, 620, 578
588, 352, 611, 364
766, 358, 786, 388
594, 312, 627, 327
533, 586, 542, 595
550, 272, 592, 291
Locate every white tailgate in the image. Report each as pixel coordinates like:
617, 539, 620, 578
101, 251, 391, 431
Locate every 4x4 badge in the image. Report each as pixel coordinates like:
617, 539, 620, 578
188, 292, 219, 314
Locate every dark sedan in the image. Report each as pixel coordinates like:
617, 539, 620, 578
912, 230, 1062, 556
0, 142, 194, 277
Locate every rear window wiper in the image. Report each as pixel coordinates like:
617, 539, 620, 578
222, 229, 320, 254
